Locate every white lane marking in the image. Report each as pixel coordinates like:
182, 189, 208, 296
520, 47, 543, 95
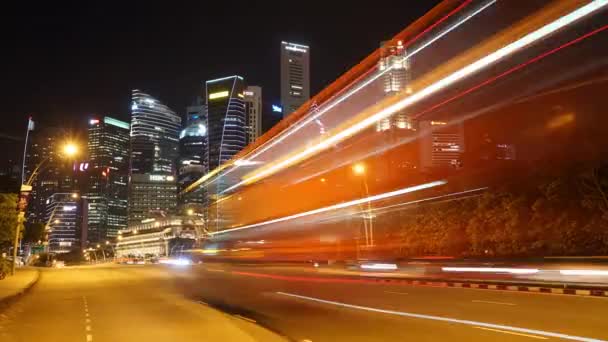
276, 292, 605, 342
385, 291, 409, 295
85, 313, 90, 317
86, 334, 93, 342
85, 319, 91, 323
234, 314, 256, 323
197, 300, 209, 305
475, 326, 547, 340
86, 325, 91, 331
206, 268, 226, 273
472, 300, 516, 306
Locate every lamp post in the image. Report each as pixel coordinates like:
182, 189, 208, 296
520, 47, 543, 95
352, 163, 374, 247
12, 142, 79, 275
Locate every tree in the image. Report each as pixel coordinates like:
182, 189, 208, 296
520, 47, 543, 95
0, 193, 18, 250
23, 222, 46, 244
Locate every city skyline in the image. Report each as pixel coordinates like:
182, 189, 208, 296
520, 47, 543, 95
0, 3, 440, 167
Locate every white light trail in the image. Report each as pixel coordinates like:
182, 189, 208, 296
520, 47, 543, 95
559, 270, 608, 276
441, 267, 539, 275
225, 1, 606, 192
276, 292, 605, 342
217, 1, 496, 192
360, 263, 399, 270
210, 180, 447, 235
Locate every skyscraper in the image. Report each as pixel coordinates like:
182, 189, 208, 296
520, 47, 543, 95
24, 127, 77, 223
130, 89, 181, 175
280, 41, 310, 116
205, 76, 247, 172
46, 192, 83, 253
186, 96, 206, 125
86, 116, 130, 242
376, 40, 415, 132
243, 86, 262, 145
128, 174, 178, 223
178, 116, 208, 208
419, 120, 465, 170
129, 90, 181, 224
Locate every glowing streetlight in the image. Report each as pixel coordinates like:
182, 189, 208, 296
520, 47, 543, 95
187, 209, 194, 216
63, 143, 78, 157
96, 244, 101, 248
54, 219, 60, 224
352, 163, 366, 175
105, 241, 110, 245
71, 193, 79, 199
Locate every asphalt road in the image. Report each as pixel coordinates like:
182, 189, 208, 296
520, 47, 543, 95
172, 262, 608, 342
2, 263, 607, 341
0, 265, 285, 342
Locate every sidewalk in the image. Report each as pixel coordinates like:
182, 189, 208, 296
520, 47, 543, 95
0, 268, 39, 304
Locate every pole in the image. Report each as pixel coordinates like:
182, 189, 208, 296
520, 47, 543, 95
363, 178, 374, 246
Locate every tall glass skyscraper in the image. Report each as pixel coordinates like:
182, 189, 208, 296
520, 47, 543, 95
205, 76, 247, 172
86, 116, 130, 242
129, 90, 181, 224
280, 42, 310, 116
130, 90, 181, 175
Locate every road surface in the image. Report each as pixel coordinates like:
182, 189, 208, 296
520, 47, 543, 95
174, 262, 608, 342
0, 264, 284, 342
2, 263, 607, 341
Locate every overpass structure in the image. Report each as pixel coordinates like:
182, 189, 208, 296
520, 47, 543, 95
183, 0, 608, 260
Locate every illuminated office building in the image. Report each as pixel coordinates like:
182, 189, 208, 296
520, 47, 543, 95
86, 116, 129, 242
24, 127, 77, 223
46, 192, 83, 253
129, 90, 181, 175
128, 174, 178, 224
376, 40, 415, 132
419, 120, 465, 170
205, 76, 247, 172
178, 119, 208, 207
186, 96, 206, 125
280, 41, 310, 116
129, 90, 181, 224
243, 86, 262, 145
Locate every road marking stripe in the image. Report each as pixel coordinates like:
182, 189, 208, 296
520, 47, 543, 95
207, 268, 226, 272
385, 291, 409, 295
86, 325, 91, 331
234, 314, 256, 323
277, 292, 604, 342
475, 326, 547, 339
85, 318, 91, 323
472, 300, 516, 306
86, 334, 92, 342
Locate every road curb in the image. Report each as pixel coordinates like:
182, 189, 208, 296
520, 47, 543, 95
367, 277, 608, 298
0, 269, 41, 311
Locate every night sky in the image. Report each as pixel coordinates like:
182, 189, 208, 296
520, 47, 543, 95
0, 2, 440, 167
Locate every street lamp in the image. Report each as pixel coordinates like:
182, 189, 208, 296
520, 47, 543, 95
187, 208, 194, 216
352, 162, 374, 247
12, 142, 80, 275
352, 163, 366, 175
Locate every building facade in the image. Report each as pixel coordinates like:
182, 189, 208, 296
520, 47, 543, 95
280, 41, 310, 116
24, 127, 78, 223
129, 90, 181, 224
205, 76, 247, 172
376, 40, 415, 133
46, 192, 83, 253
128, 174, 178, 224
130, 89, 181, 175
244, 86, 262, 145
178, 120, 208, 208
115, 216, 202, 258
86, 116, 130, 243
419, 120, 465, 170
